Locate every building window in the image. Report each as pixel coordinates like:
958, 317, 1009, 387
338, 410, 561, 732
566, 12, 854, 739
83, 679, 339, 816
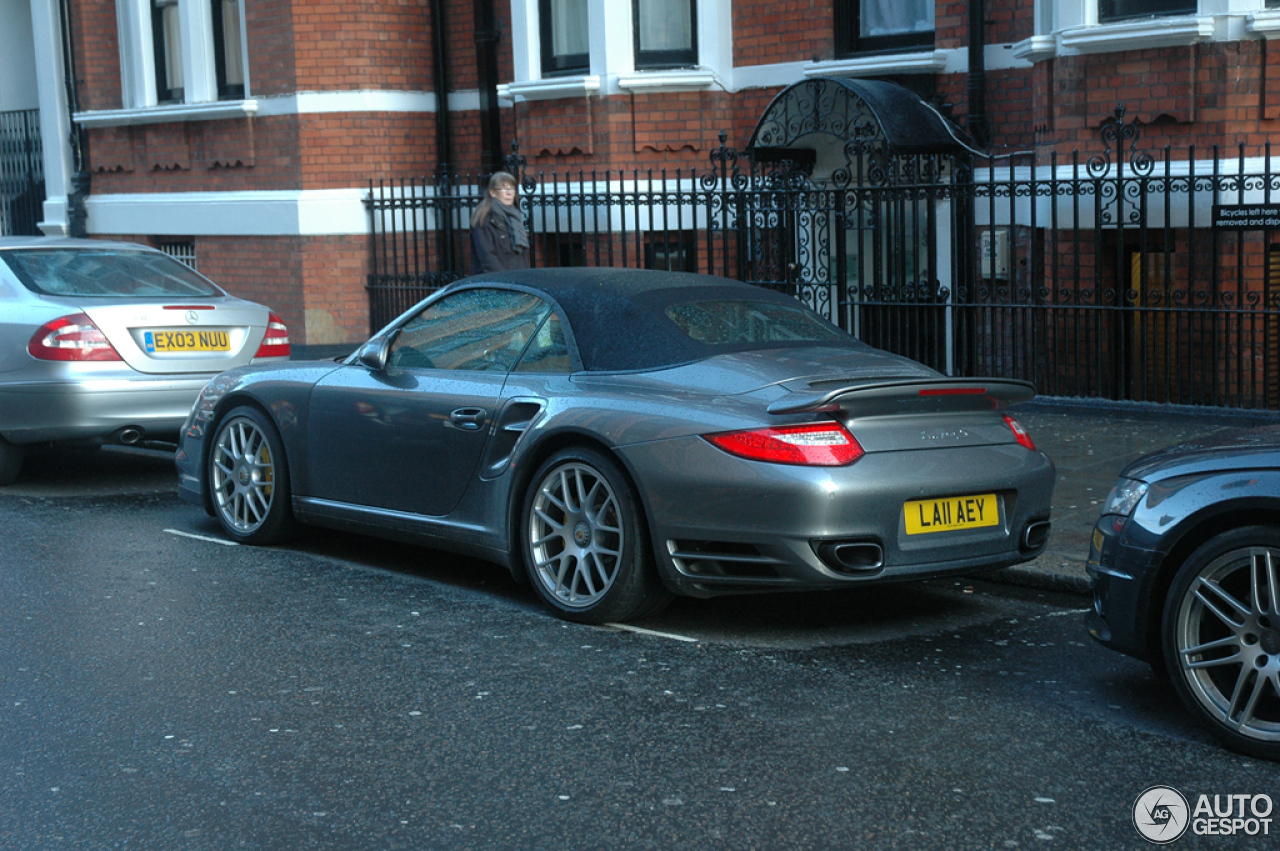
1098, 1, 1197, 22
835, 0, 934, 56
117, 0, 250, 109
159, 240, 197, 270
151, 0, 184, 102
212, 0, 246, 99
634, 0, 696, 69
645, 232, 696, 272
539, 0, 590, 76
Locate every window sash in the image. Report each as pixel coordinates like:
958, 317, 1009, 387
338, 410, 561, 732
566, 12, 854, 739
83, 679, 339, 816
212, 0, 246, 99
539, 0, 590, 76
835, 0, 933, 57
634, 0, 697, 69
1098, 0, 1197, 23
152, 0, 184, 102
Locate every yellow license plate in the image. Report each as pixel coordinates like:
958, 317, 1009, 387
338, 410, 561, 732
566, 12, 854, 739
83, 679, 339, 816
144, 329, 230, 353
904, 493, 999, 535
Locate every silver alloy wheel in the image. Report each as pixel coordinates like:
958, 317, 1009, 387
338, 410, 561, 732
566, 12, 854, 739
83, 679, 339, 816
211, 416, 277, 535
528, 461, 624, 609
1174, 545, 1280, 743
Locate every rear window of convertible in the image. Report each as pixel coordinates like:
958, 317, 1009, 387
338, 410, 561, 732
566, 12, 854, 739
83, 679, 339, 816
1, 249, 222, 298
665, 300, 851, 346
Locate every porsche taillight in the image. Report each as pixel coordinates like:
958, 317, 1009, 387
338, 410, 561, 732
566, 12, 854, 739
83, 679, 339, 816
254, 313, 291, 358
1004, 415, 1037, 451
27, 313, 123, 361
705, 422, 864, 466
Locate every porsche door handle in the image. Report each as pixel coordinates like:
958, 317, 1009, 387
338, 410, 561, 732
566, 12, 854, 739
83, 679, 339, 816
450, 407, 488, 430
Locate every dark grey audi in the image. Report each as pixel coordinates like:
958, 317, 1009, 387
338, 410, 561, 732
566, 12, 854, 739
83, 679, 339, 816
1088, 425, 1280, 760
176, 269, 1055, 623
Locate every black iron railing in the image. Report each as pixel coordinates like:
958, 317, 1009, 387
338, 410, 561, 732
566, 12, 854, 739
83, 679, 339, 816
367, 111, 1280, 411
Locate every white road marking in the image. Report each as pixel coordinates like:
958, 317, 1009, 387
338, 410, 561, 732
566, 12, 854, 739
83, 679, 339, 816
164, 528, 238, 546
605, 623, 700, 643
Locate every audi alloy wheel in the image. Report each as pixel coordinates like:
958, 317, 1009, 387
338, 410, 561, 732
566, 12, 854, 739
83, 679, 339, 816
1164, 527, 1280, 760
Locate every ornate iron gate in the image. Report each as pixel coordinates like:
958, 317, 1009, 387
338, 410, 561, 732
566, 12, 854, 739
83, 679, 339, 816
367, 107, 1280, 410
0, 109, 44, 237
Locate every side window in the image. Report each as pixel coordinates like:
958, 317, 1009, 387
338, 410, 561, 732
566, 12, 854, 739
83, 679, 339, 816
1098, 0, 1195, 22
118, 0, 250, 108
634, 0, 697, 70
387, 289, 552, 372
212, 0, 247, 99
152, 0, 184, 103
835, 0, 934, 57
513, 312, 572, 373
540, 0, 590, 76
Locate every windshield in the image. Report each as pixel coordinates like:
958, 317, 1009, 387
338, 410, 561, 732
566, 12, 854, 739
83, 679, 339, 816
665, 300, 850, 345
1, 248, 223, 298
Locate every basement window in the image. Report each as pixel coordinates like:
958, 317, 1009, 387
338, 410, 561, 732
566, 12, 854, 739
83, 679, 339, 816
159, 240, 198, 270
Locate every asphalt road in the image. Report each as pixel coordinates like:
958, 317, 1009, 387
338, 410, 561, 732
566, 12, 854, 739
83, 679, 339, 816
1, 448, 1276, 850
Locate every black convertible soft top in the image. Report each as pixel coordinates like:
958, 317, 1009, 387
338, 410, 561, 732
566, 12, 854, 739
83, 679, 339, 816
454, 268, 861, 372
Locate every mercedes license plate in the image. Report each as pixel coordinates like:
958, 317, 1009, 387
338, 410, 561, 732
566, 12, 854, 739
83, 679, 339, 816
144, 329, 230, 353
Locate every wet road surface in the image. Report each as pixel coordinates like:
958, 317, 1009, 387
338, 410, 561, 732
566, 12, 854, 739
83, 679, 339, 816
1, 448, 1274, 849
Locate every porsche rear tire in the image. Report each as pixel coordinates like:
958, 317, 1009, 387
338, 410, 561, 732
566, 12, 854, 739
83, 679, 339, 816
208, 406, 297, 545
521, 447, 669, 623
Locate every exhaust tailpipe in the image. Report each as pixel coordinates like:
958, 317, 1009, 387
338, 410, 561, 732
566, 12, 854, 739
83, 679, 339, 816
1021, 520, 1051, 552
816, 540, 885, 574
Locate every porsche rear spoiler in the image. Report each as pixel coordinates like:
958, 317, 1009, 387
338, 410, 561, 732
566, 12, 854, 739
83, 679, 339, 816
767, 378, 1036, 417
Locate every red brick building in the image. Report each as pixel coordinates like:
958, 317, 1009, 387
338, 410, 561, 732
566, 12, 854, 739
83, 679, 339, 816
8, 0, 1280, 364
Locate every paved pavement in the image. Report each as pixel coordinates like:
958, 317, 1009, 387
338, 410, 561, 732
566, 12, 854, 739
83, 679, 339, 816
994, 400, 1280, 595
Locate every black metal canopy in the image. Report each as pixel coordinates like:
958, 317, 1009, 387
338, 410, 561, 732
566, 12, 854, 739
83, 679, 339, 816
746, 77, 975, 157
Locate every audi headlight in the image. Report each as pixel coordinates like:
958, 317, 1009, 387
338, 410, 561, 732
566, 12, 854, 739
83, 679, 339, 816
1102, 477, 1148, 518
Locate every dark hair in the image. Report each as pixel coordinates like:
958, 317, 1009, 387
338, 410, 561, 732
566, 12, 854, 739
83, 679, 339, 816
470, 171, 519, 227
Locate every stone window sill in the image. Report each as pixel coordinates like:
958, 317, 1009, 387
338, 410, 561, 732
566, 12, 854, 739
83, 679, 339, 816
498, 76, 602, 102
1059, 16, 1214, 55
1012, 35, 1056, 63
1249, 10, 1280, 39
803, 50, 947, 78
74, 100, 258, 128
617, 70, 716, 93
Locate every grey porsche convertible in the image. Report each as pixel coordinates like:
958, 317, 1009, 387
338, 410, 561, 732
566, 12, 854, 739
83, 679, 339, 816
176, 269, 1055, 622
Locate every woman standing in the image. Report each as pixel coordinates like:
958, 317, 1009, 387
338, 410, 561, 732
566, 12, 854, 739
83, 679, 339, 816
470, 171, 530, 273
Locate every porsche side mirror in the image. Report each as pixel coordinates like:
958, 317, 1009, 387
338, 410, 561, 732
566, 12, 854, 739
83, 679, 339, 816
356, 338, 389, 371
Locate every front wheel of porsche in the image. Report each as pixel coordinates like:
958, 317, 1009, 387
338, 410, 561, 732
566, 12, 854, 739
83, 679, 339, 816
1162, 527, 1280, 761
208, 406, 297, 545
521, 448, 669, 624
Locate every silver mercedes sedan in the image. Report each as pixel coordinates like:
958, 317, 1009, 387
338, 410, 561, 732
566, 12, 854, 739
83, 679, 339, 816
176, 268, 1055, 623
0, 238, 289, 484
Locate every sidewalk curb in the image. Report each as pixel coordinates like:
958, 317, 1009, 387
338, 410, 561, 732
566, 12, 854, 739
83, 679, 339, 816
985, 565, 1092, 597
